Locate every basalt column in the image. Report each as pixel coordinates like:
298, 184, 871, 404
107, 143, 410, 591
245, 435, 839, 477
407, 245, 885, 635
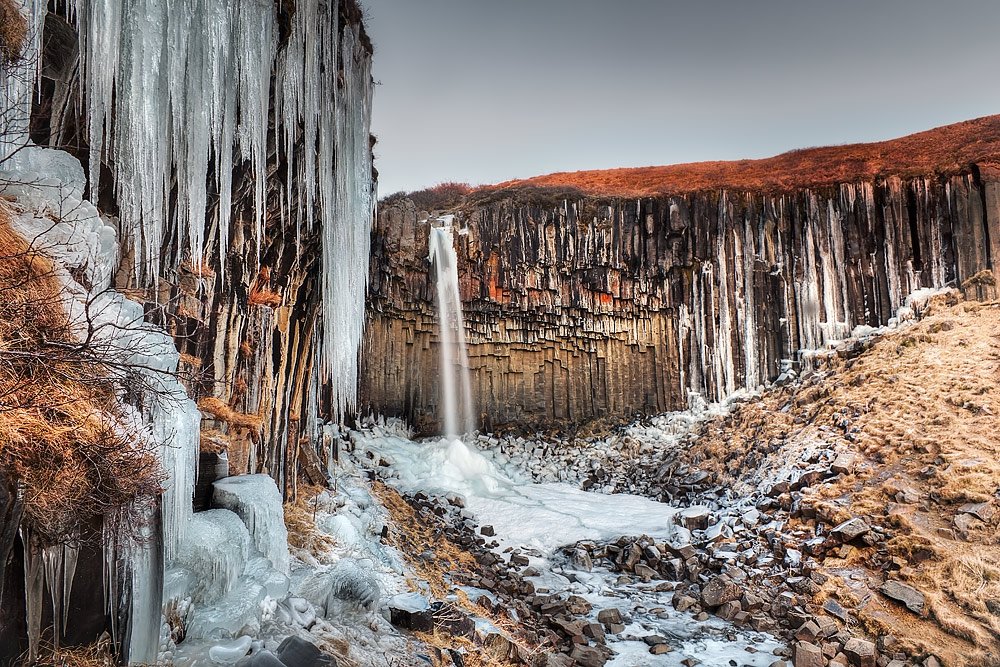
362, 172, 999, 433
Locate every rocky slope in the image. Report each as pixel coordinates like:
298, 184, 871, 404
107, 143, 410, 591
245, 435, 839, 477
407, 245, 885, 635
363, 118, 1000, 433
483, 287, 1000, 667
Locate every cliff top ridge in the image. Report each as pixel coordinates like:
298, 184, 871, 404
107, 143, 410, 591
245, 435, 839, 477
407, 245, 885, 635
478, 114, 1000, 200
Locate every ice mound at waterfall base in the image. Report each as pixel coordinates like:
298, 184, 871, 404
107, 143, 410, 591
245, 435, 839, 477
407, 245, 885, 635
353, 431, 682, 554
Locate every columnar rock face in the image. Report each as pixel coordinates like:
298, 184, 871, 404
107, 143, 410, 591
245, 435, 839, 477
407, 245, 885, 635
363, 169, 1000, 433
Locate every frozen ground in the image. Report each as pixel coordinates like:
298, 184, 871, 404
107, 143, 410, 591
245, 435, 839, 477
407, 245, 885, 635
351, 424, 783, 665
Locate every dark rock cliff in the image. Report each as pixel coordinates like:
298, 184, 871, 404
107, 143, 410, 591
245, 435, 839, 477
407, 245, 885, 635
363, 163, 1000, 433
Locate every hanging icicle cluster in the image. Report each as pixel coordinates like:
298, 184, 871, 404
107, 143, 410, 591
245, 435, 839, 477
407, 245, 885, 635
69, 0, 374, 421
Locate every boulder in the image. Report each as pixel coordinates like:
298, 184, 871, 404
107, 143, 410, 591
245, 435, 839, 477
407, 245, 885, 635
386, 592, 433, 632
842, 638, 876, 667
792, 643, 823, 667
275, 637, 337, 667
831, 518, 870, 542
700, 576, 740, 608
880, 580, 925, 614
236, 651, 286, 667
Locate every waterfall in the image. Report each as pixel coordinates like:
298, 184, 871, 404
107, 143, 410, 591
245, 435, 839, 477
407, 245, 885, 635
428, 218, 475, 440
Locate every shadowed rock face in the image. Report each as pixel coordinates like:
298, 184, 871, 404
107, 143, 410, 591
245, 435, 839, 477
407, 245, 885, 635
362, 169, 1000, 433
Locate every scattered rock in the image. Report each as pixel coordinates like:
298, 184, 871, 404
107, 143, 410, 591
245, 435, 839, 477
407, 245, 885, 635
842, 638, 876, 667
880, 580, 925, 614
793, 641, 824, 667
831, 518, 870, 542
701, 576, 740, 608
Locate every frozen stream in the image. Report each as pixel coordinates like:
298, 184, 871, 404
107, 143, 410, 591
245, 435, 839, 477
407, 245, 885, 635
352, 426, 783, 666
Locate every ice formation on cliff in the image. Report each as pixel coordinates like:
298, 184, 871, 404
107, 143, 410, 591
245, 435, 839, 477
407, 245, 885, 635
7, 0, 374, 421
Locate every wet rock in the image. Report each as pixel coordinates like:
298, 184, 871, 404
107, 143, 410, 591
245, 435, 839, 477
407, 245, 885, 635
275, 636, 338, 667
480, 525, 495, 537
843, 638, 876, 667
716, 600, 741, 621
649, 644, 673, 655
879, 580, 925, 614
596, 608, 623, 627
672, 594, 697, 612
823, 598, 851, 622
236, 651, 286, 667
387, 592, 434, 632
582, 623, 605, 643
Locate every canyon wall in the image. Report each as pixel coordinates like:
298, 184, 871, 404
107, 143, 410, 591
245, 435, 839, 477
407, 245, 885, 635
28, 1, 376, 496
363, 170, 1000, 433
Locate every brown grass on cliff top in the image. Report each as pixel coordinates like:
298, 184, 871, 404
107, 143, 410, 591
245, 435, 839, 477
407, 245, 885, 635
486, 115, 1000, 198
683, 292, 1000, 666
0, 205, 163, 546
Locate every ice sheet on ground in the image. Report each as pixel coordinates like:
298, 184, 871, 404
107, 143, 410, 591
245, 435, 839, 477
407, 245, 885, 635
352, 433, 682, 553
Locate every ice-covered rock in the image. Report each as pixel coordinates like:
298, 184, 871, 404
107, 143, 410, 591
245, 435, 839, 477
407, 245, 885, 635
213, 475, 291, 574
208, 636, 252, 664
175, 510, 252, 603
296, 559, 380, 613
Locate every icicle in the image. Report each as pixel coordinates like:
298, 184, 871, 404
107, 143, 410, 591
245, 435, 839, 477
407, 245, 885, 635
62, 542, 79, 634
42, 544, 63, 648
22, 529, 43, 664
0, 0, 45, 165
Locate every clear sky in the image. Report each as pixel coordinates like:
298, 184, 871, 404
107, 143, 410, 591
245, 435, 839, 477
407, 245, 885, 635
365, 0, 1000, 196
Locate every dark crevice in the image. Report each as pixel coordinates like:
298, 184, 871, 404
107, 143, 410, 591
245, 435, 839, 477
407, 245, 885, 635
906, 184, 922, 271
971, 163, 993, 270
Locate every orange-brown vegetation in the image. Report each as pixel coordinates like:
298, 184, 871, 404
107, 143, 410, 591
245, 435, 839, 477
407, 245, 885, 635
248, 266, 282, 309
0, 0, 27, 66
283, 483, 338, 561
382, 182, 473, 212
684, 291, 1000, 666
486, 115, 1000, 198
197, 396, 262, 473
371, 481, 535, 666
0, 207, 163, 546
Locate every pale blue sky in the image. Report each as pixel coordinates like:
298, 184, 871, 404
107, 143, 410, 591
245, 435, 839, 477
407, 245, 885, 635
366, 0, 1000, 195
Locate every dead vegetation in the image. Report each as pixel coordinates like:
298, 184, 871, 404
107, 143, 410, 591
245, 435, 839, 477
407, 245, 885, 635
0, 208, 163, 546
21, 637, 118, 667
371, 482, 534, 665
283, 483, 338, 561
487, 115, 1000, 198
0, 0, 27, 67
683, 291, 1000, 665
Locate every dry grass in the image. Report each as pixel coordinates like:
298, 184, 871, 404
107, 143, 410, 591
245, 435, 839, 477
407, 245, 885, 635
197, 397, 262, 473
683, 292, 1000, 665
0, 0, 27, 66
486, 115, 1000, 198
370, 482, 536, 665
26, 641, 119, 667
283, 483, 338, 561
0, 208, 163, 546
197, 396, 263, 433
248, 266, 282, 308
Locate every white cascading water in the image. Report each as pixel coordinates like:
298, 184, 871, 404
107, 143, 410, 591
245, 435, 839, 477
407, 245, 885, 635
428, 218, 475, 440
